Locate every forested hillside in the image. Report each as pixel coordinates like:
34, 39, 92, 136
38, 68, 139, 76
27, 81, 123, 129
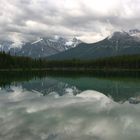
0, 51, 140, 70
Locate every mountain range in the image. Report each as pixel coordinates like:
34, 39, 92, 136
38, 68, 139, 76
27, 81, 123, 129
0, 37, 81, 58
0, 29, 140, 59
48, 29, 140, 60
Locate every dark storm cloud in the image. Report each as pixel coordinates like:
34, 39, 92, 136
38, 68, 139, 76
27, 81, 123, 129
0, 0, 140, 43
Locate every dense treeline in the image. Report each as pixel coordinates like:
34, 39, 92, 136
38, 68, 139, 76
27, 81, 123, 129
45, 55, 140, 70
0, 51, 140, 70
0, 52, 44, 69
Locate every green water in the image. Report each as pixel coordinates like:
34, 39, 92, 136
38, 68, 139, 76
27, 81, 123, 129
1, 71, 140, 102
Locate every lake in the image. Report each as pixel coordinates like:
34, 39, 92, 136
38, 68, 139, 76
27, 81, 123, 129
0, 71, 140, 140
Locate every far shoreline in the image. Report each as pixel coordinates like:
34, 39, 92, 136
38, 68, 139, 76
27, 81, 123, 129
0, 68, 140, 72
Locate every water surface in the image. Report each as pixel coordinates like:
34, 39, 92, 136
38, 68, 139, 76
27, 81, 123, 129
0, 71, 140, 140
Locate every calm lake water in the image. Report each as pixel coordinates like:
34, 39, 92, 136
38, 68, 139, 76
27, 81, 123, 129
0, 71, 140, 140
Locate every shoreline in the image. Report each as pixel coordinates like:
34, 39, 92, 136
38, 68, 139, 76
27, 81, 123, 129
0, 68, 140, 72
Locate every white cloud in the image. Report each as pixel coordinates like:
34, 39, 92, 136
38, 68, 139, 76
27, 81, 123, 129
0, 0, 140, 43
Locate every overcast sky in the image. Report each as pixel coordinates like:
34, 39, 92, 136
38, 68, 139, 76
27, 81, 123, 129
0, 0, 140, 43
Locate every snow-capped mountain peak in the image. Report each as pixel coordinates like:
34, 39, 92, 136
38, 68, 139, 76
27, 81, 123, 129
107, 31, 129, 40
65, 37, 81, 48
1, 36, 82, 58
108, 29, 140, 42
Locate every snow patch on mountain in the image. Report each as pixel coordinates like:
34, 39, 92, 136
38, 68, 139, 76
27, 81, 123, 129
54, 35, 60, 40
65, 37, 82, 49
10, 42, 24, 49
129, 29, 140, 40
31, 38, 43, 45
65, 41, 73, 46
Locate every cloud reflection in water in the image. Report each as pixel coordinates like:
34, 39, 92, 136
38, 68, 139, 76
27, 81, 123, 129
0, 86, 140, 140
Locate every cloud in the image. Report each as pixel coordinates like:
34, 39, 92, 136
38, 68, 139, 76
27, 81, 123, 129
0, 0, 140, 43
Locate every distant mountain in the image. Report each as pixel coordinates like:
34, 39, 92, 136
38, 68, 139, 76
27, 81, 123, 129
0, 37, 82, 58
0, 40, 24, 53
48, 30, 140, 60
0, 41, 14, 52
